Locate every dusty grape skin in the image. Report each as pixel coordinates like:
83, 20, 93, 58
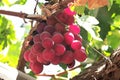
42, 49, 56, 62
44, 25, 55, 34
30, 62, 43, 74
42, 38, 54, 49
55, 23, 66, 33
54, 44, 66, 56
37, 53, 50, 65
31, 43, 44, 55
52, 32, 64, 44
37, 22, 46, 33
51, 56, 61, 65
24, 50, 30, 62
28, 52, 37, 63
33, 34, 41, 43
46, 16, 57, 26
61, 50, 74, 64
74, 48, 87, 62
40, 31, 52, 40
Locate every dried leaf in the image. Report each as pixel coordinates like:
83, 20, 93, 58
74, 0, 87, 6
88, 0, 108, 9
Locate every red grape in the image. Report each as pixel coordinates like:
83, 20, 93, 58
47, 16, 57, 25
29, 52, 37, 63
44, 25, 55, 34
37, 22, 46, 33
52, 32, 64, 44
33, 34, 41, 43
51, 56, 61, 65
42, 38, 54, 49
37, 53, 50, 65
55, 23, 66, 33
61, 50, 74, 64
42, 49, 55, 62
24, 49, 30, 62
74, 48, 87, 62
30, 62, 43, 74
54, 44, 66, 56
69, 24, 80, 34
71, 40, 82, 50
64, 32, 74, 45
40, 31, 52, 40
31, 43, 44, 55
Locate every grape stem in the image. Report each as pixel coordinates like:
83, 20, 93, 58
36, 64, 83, 78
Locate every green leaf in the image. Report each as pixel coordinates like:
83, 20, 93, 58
0, 42, 21, 67
108, 0, 113, 10
14, 0, 27, 5
96, 7, 112, 39
116, 0, 120, 4
73, 6, 85, 15
0, 1, 4, 6
76, 15, 101, 41
0, 15, 16, 51
86, 46, 100, 61
59, 63, 67, 70
2, 0, 10, 6
106, 30, 120, 49
28, 71, 37, 79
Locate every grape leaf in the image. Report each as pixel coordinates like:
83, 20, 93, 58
59, 63, 67, 70
73, 6, 85, 15
14, 0, 27, 5
106, 30, 120, 49
76, 15, 101, 40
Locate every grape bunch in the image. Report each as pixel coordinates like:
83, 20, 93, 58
24, 7, 87, 74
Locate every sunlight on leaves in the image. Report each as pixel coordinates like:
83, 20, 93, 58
106, 30, 120, 49
76, 15, 101, 41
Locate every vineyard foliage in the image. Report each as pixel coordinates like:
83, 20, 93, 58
0, 0, 120, 79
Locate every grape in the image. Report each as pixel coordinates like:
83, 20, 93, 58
74, 48, 87, 62
37, 22, 46, 33
37, 53, 50, 65
61, 50, 74, 64
40, 31, 52, 40
71, 40, 82, 50
64, 32, 74, 45
29, 52, 37, 63
47, 16, 57, 25
31, 43, 44, 55
56, 8, 74, 25
51, 56, 61, 65
54, 44, 66, 56
74, 34, 82, 42
55, 23, 66, 33
42, 49, 55, 62
44, 25, 55, 34
42, 38, 54, 49
24, 6, 86, 74
52, 32, 64, 44
33, 34, 41, 43
30, 62, 43, 74
24, 49, 30, 62
69, 24, 80, 34
67, 60, 75, 68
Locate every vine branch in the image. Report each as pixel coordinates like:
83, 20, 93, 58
0, 10, 46, 21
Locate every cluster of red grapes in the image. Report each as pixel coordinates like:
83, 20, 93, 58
24, 7, 87, 74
